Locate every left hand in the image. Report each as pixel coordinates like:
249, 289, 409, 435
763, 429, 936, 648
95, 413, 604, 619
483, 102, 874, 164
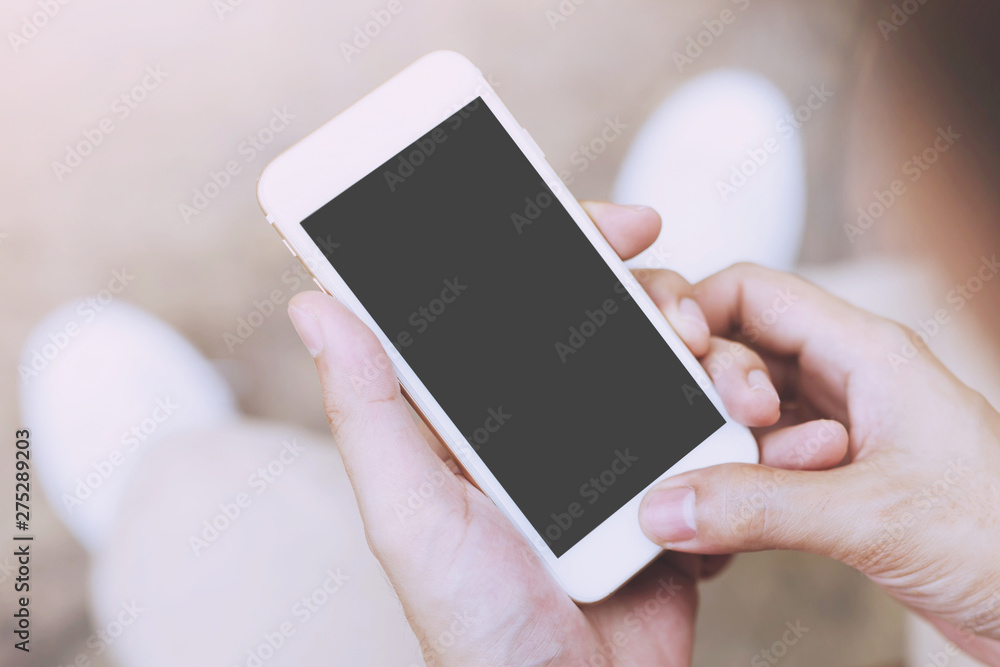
286, 202, 783, 665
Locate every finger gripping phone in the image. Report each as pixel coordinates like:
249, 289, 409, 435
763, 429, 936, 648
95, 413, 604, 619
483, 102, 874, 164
257, 51, 757, 603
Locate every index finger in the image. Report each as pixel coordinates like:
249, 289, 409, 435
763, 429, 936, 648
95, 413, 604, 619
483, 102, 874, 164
692, 263, 889, 382
580, 201, 661, 261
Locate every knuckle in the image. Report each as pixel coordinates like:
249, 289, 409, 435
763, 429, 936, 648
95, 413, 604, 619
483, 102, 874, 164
728, 261, 762, 275
366, 482, 472, 567
321, 388, 350, 437
863, 317, 910, 355
716, 261, 765, 288
719, 467, 786, 547
881, 318, 912, 342
727, 261, 790, 288
704, 338, 749, 376
968, 388, 999, 424
322, 387, 360, 445
641, 269, 691, 304
640, 268, 669, 289
361, 523, 388, 561
320, 361, 401, 440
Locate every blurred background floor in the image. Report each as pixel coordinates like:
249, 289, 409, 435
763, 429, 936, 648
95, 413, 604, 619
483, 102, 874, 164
0, 0, 927, 664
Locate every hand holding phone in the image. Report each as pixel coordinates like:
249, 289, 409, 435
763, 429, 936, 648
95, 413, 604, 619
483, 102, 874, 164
284, 200, 785, 666
259, 53, 766, 604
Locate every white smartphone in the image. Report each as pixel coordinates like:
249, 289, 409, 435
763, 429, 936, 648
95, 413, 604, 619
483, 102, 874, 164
257, 51, 758, 603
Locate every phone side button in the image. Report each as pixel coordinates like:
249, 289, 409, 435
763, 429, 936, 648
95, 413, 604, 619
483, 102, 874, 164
281, 238, 297, 257
312, 276, 332, 296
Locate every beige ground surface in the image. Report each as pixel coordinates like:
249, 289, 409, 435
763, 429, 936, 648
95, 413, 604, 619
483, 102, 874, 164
1, 0, 917, 665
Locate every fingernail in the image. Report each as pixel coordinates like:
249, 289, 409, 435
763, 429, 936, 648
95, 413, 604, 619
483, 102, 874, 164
641, 486, 697, 543
678, 298, 710, 336
288, 304, 324, 358
626, 204, 652, 212
748, 369, 779, 402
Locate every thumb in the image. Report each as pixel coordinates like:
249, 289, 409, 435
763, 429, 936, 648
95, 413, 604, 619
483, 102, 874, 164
638, 463, 875, 559
286, 291, 466, 548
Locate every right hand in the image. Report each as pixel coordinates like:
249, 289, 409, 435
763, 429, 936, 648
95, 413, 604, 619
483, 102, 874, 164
636, 263, 1000, 664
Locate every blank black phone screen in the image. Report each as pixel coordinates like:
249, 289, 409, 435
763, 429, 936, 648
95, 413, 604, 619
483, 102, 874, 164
301, 98, 724, 556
